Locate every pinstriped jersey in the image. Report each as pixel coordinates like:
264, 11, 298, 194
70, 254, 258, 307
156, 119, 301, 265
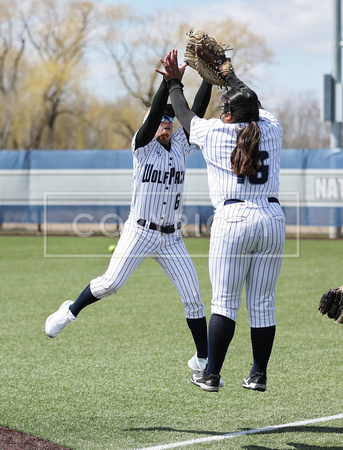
189, 109, 282, 208
130, 127, 195, 225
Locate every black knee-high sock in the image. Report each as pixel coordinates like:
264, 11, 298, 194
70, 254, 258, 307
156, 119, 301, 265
186, 317, 208, 359
69, 284, 99, 317
250, 325, 276, 375
206, 314, 236, 376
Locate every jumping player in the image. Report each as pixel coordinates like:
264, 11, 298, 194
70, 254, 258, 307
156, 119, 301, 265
157, 49, 285, 392
45, 74, 213, 374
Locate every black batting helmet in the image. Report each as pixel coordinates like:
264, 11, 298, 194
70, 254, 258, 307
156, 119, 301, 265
221, 88, 259, 122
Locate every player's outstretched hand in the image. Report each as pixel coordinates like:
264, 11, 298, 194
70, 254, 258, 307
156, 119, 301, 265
155, 49, 187, 81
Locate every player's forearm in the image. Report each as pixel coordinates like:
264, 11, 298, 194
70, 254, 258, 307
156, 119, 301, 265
167, 79, 196, 135
134, 79, 169, 149
191, 80, 212, 118
223, 71, 248, 91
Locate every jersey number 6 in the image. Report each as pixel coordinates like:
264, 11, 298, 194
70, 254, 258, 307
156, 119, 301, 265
174, 193, 181, 210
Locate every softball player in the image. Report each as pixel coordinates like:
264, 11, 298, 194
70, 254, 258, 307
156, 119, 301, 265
158, 49, 285, 392
45, 76, 213, 373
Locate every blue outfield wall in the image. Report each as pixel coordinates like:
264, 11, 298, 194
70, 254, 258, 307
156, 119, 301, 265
1, 148, 343, 227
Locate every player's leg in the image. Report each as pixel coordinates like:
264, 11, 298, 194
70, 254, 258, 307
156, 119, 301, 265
154, 233, 208, 361
249, 325, 276, 373
90, 221, 157, 298
243, 212, 285, 389
205, 313, 236, 375
210, 211, 252, 311
245, 213, 285, 329
68, 219, 154, 316
69, 226, 150, 316
205, 211, 252, 378
45, 219, 158, 337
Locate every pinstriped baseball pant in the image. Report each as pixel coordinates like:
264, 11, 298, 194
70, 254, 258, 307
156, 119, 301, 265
209, 200, 286, 328
90, 214, 206, 319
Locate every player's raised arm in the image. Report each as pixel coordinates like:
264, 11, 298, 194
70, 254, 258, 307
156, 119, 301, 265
134, 79, 169, 150
191, 80, 212, 118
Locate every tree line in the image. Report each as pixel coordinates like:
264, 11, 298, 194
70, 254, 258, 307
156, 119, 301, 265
0, 0, 330, 150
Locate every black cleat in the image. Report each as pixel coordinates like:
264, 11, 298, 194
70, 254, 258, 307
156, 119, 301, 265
242, 370, 267, 391
190, 370, 221, 392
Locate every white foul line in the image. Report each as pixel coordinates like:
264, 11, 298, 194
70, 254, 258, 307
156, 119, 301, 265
137, 413, 343, 450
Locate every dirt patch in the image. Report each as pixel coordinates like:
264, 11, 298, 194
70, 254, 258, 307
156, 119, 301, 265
0, 425, 71, 449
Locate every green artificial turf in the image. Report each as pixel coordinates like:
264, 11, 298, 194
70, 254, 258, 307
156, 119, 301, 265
0, 235, 342, 449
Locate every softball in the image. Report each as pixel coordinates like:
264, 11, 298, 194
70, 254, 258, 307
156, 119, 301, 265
108, 244, 116, 253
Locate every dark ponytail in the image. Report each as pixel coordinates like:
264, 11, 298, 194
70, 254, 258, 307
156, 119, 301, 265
230, 122, 261, 177
221, 87, 261, 177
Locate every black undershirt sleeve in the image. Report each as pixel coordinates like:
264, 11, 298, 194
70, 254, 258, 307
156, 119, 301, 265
191, 80, 212, 118
223, 72, 247, 90
181, 80, 212, 140
134, 79, 169, 150
167, 79, 197, 135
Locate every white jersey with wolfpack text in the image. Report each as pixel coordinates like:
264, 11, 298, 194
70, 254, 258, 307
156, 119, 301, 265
130, 127, 195, 225
89, 126, 205, 320
189, 109, 282, 208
